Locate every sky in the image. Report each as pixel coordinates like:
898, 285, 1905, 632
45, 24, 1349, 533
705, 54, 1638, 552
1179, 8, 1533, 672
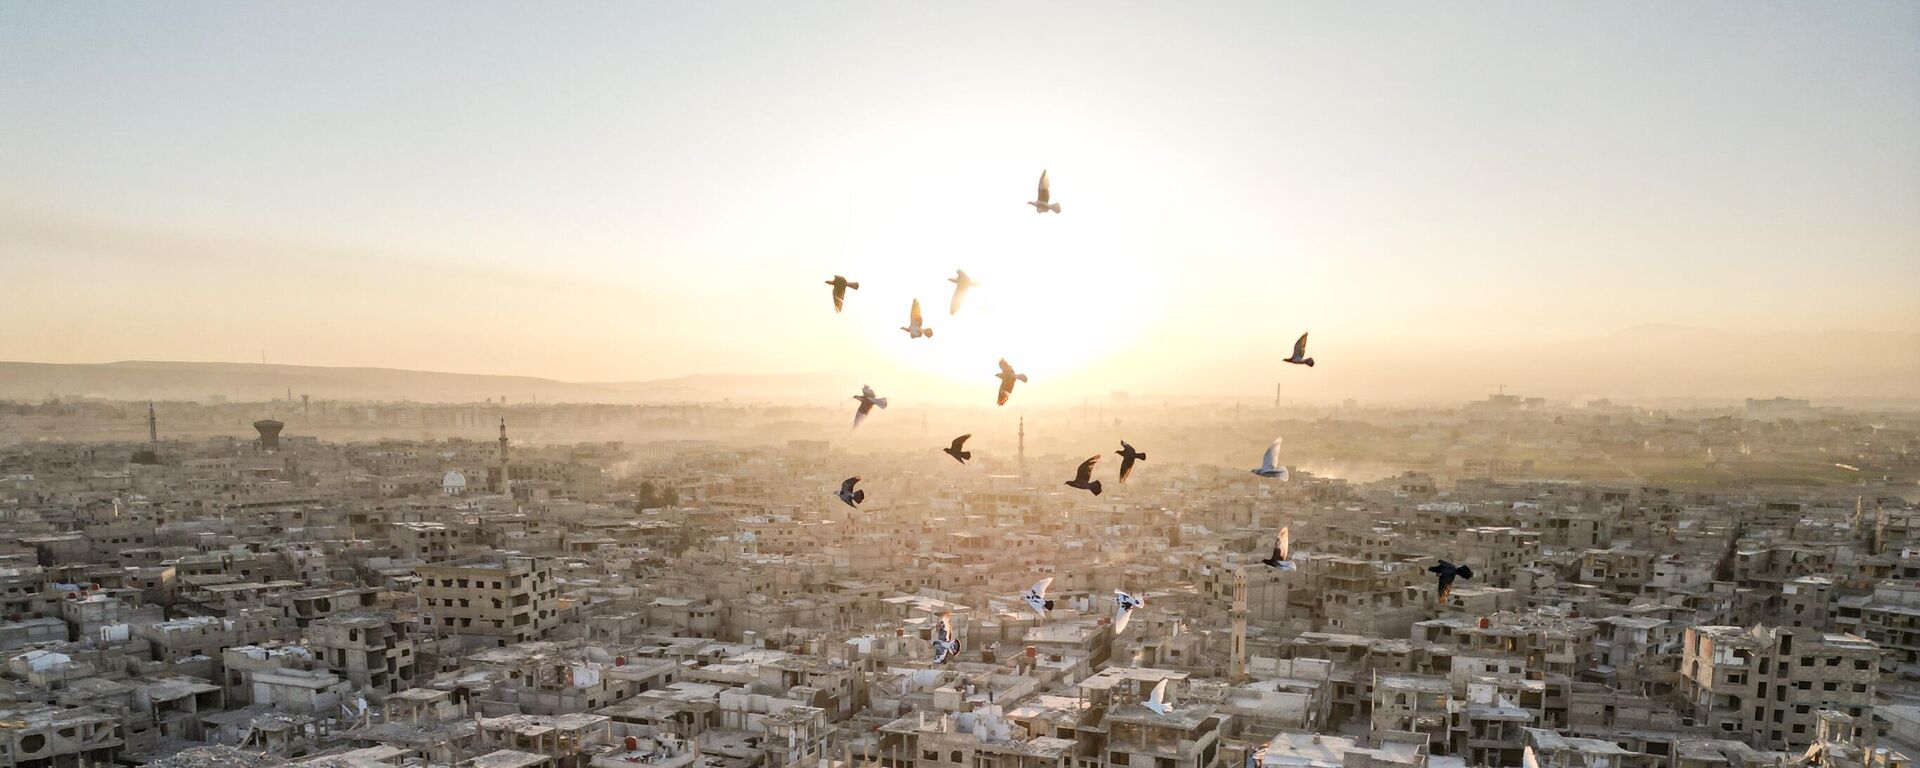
2, 2, 1917, 403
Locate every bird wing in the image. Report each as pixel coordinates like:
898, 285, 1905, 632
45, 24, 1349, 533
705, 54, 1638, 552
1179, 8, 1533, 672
1261, 438, 1282, 470
1118, 456, 1135, 483
1037, 170, 1050, 203
1031, 577, 1053, 597
910, 299, 922, 325
1523, 747, 1541, 768
1074, 455, 1099, 483
999, 358, 1014, 375
832, 287, 845, 311
1292, 333, 1309, 360
1148, 679, 1167, 706
1277, 527, 1291, 561
1113, 603, 1132, 634
862, 385, 876, 399
854, 402, 873, 427
840, 477, 860, 494
936, 613, 953, 643
951, 434, 971, 451
1437, 573, 1456, 601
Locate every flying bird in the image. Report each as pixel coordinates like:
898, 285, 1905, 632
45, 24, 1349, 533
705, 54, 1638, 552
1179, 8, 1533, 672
1029, 170, 1061, 213
931, 612, 959, 664
1284, 333, 1314, 367
837, 476, 866, 508
1429, 559, 1474, 602
901, 299, 933, 339
995, 359, 1028, 406
1112, 590, 1144, 633
1065, 455, 1103, 496
1251, 437, 1289, 478
1020, 577, 1054, 617
944, 434, 973, 465
1142, 678, 1171, 716
1115, 441, 1146, 483
824, 275, 859, 313
1260, 526, 1296, 571
947, 270, 977, 315
851, 385, 888, 428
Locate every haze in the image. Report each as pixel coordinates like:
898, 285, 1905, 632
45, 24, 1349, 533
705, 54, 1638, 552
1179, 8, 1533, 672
3, 2, 1917, 405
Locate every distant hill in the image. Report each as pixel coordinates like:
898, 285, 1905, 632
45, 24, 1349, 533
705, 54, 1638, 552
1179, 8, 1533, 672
0, 360, 850, 404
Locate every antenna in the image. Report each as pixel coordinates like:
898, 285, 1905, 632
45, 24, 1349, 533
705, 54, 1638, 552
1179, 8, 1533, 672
1488, 384, 1508, 396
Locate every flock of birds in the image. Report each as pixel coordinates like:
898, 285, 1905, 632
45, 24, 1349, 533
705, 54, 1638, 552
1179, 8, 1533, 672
818, 170, 1473, 667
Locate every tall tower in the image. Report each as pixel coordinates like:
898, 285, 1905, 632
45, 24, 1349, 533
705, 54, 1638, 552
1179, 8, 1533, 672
253, 419, 284, 452
497, 419, 512, 497
1230, 566, 1249, 684
1017, 416, 1027, 482
1274, 382, 1282, 409
147, 401, 158, 443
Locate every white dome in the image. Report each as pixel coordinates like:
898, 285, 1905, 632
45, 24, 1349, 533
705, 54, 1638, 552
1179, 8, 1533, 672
442, 470, 468, 493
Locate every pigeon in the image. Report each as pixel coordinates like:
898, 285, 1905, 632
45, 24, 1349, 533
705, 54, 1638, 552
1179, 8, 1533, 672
852, 385, 888, 428
1112, 589, 1144, 633
1115, 441, 1146, 483
931, 612, 959, 664
1029, 170, 1061, 213
1260, 526, 1296, 571
944, 434, 972, 464
1523, 747, 1541, 768
1142, 678, 1171, 716
1284, 333, 1314, 367
901, 299, 933, 339
824, 275, 860, 313
837, 476, 865, 508
995, 359, 1028, 406
947, 270, 977, 315
1429, 559, 1474, 602
1020, 577, 1054, 617
1251, 437, 1289, 478
1065, 455, 1103, 496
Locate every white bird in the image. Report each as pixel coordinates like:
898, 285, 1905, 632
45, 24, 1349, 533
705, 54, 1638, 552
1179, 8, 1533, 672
947, 270, 977, 315
1284, 332, 1315, 367
1028, 170, 1061, 213
1142, 678, 1171, 716
901, 299, 933, 339
1112, 590, 1144, 634
852, 385, 888, 428
1021, 577, 1054, 618
931, 612, 959, 664
1251, 437, 1289, 478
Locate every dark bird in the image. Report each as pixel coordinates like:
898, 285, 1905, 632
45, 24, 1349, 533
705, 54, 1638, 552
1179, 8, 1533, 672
901, 299, 932, 339
1115, 441, 1146, 483
944, 434, 972, 464
1284, 333, 1315, 367
947, 269, 977, 315
931, 612, 959, 664
1260, 526, 1297, 571
824, 275, 859, 313
836, 476, 866, 508
1428, 559, 1474, 602
1029, 170, 1061, 213
995, 359, 1028, 406
1064, 455, 1103, 496
852, 385, 888, 428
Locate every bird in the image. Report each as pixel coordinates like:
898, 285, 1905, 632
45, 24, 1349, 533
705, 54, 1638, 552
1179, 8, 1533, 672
836, 476, 865, 508
995, 359, 1028, 406
852, 385, 888, 428
1020, 577, 1054, 617
1065, 455, 1103, 496
1429, 559, 1474, 602
1260, 526, 1296, 571
1112, 589, 1144, 633
1142, 678, 1171, 716
1284, 333, 1314, 367
1251, 437, 1289, 478
1115, 441, 1146, 483
901, 299, 932, 339
1029, 170, 1061, 213
947, 270, 977, 315
1523, 747, 1541, 768
944, 434, 972, 464
824, 275, 859, 313
931, 612, 959, 664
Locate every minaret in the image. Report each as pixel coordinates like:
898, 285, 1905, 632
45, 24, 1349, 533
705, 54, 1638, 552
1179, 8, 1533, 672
498, 419, 512, 497
1274, 382, 1282, 409
1017, 416, 1027, 483
147, 401, 158, 443
1230, 566, 1249, 684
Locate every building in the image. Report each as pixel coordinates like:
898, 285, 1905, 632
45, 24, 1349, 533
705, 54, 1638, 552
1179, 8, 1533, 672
1680, 626, 1879, 750
415, 557, 562, 647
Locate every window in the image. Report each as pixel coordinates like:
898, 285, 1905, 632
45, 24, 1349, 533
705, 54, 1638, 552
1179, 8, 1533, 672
1111, 754, 1129, 766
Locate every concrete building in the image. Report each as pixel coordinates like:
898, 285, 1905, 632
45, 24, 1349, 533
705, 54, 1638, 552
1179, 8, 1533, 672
416, 557, 562, 647
1680, 626, 1880, 750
